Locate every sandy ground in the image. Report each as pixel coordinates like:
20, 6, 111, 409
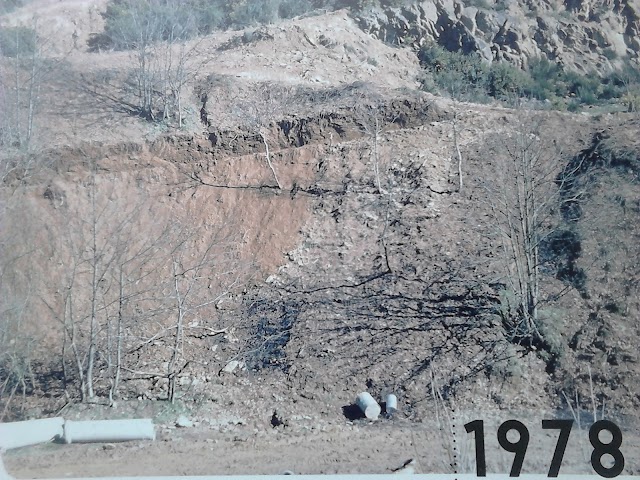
4, 411, 640, 478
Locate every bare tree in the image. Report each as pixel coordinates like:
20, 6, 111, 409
163, 223, 245, 403
357, 101, 385, 194
484, 113, 583, 345
218, 82, 297, 189
0, 181, 50, 418
157, 16, 204, 127
0, 217, 37, 419
114, 1, 163, 120
106, 0, 204, 125
43, 156, 162, 402
103, 203, 172, 403
353, 86, 392, 195
0, 17, 53, 151
437, 62, 476, 193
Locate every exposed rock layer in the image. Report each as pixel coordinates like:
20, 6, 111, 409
356, 0, 640, 73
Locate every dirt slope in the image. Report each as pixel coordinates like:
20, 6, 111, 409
1, 1, 640, 477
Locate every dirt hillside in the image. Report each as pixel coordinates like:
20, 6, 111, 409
1, 0, 639, 477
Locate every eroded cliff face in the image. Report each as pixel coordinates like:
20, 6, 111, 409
356, 0, 640, 73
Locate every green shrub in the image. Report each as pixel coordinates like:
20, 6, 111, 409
98, 0, 218, 50
191, 1, 227, 34
418, 46, 640, 110
418, 42, 491, 100
98, 0, 340, 49
278, 0, 316, 18
336, 0, 379, 11
536, 308, 567, 360
599, 82, 622, 100
488, 62, 532, 98
607, 61, 640, 91
577, 85, 598, 105
0, 26, 36, 58
567, 99, 581, 112
228, 0, 281, 27
527, 57, 564, 99
525, 57, 640, 108
563, 70, 601, 98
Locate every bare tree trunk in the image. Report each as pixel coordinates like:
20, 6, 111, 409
26, 40, 38, 148
353, 95, 387, 195
453, 112, 463, 192
260, 131, 282, 189
114, 268, 124, 399
373, 115, 383, 194
106, 307, 114, 404
13, 30, 21, 147
168, 259, 184, 403
85, 160, 100, 400
107, 266, 125, 404
66, 290, 87, 400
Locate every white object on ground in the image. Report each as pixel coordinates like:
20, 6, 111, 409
385, 393, 398, 414
175, 415, 193, 428
222, 360, 244, 374
0, 417, 64, 450
63, 418, 155, 444
355, 392, 381, 420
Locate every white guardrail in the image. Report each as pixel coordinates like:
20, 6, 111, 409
0, 418, 155, 450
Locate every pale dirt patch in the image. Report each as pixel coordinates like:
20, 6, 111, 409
0, 0, 108, 55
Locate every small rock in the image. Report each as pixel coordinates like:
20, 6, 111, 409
102, 443, 116, 451
222, 360, 243, 374
176, 415, 193, 428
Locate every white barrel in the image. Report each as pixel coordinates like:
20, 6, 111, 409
386, 393, 398, 414
355, 392, 381, 420
0, 417, 64, 450
63, 418, 155, 444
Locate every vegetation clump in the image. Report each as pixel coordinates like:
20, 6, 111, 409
418, 42, 640, 111
94, 0, 418, 51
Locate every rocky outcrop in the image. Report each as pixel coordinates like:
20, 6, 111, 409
355, 0, 640, 73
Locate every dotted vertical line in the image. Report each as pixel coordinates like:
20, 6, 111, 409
452, 405, 458, 477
